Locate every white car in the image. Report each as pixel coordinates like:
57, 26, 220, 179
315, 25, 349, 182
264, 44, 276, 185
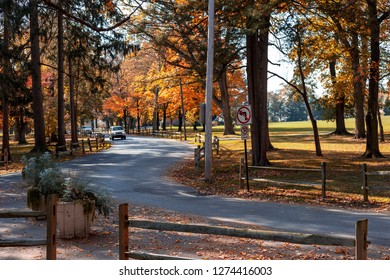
81, 125, 92, 135
109, 126, 126, 140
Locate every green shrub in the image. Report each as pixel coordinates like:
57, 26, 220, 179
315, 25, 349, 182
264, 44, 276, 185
22, 153, 112, 216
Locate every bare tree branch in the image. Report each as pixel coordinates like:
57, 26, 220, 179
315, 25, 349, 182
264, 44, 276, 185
268, 70, 303, 95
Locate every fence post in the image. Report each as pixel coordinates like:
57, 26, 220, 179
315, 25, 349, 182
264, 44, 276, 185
355, 219, 368, 260
46, 194, 57, 260
82, 140, 85, 154
87, 138, 92, 152
213, 136, 219, 155
321, 162, 326, 199
362, 164, 369, 202
194, 147, 199, 173
96, 138, 99, 150
119, 203, 129, 260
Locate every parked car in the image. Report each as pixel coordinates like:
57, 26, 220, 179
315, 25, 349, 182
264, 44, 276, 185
109, 126, 126, 140
81, 125, 92, 135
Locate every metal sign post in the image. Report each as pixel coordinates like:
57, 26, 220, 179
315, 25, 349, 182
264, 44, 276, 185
237, 105, 252, 192
242, 127, 250, 192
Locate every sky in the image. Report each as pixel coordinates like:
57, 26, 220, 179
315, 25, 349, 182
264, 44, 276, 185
267, 45, 293, 92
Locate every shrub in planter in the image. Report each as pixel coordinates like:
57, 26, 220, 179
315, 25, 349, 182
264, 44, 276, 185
61, 176, 111, 217
23, 153, 64, 211
58, 176, 112, 238
22, 153, 112, 238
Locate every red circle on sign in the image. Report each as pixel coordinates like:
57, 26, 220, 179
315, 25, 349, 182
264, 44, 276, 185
237, 107, 251, 124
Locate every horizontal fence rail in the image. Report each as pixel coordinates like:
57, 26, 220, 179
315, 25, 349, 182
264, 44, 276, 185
119, 203, 368, 260
361, 164, 390, 202
240, 159, 327, 199
54, 137, 108, 158
129, 128, 152, 136
0, 194, 57, 260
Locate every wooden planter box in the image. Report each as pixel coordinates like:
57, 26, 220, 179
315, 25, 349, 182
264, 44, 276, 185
30, 195, 47, 212
57, 201, 95, 239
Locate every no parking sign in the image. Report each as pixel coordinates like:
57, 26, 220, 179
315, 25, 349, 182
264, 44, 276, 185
241, 125, 250, 140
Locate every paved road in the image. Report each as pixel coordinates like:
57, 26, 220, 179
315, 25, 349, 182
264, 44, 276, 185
2, 136, 390, 247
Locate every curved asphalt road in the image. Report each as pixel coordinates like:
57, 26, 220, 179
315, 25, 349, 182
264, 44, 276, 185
58, 136, 390, 247
2, 136, 389, 247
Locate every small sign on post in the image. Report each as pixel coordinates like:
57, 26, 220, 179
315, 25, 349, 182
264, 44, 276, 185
241, 125, 250, 140
236, 105, 252, 192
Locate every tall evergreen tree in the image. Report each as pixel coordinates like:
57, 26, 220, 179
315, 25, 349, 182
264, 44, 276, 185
1, 0, 12, 160
30, 0, 49, 153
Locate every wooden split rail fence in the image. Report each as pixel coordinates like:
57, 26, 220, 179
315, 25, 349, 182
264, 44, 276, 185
0, 149, 9, 170
0, 194, 57, 260
194, 133, 220, 152
153, 130, 184, 141
361, 164, 390, 202
119, 203, 369, 260
129, 128, 152, 136
194, 135, 220, 173
239, 161, 390, 202
55, 137, 108, 158
239, 159, 327, 199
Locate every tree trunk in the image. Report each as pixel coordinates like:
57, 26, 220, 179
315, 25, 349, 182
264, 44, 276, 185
329, 60, 350, 135
69, 54, 79, 146
1, 5, 11, 161
15, 115, 28, 145
153, 88, 159, 131
57, 8, 66, 151
363, 0, 383, 158
30, 0, 48, 153
216, 71, 235, 135
378, 108, 385, 142
137, 104, 141, 133
297, 29, 322, 156
123, 109, 128, 133
350, 33, 366, 139
162, 105, 167, 130
178, 110, 183, 132
246, 29, 269, 166
304, 97, 323, 156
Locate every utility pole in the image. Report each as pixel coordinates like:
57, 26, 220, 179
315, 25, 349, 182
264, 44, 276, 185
204, 0, 215, 182
179, 77, 187, 141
